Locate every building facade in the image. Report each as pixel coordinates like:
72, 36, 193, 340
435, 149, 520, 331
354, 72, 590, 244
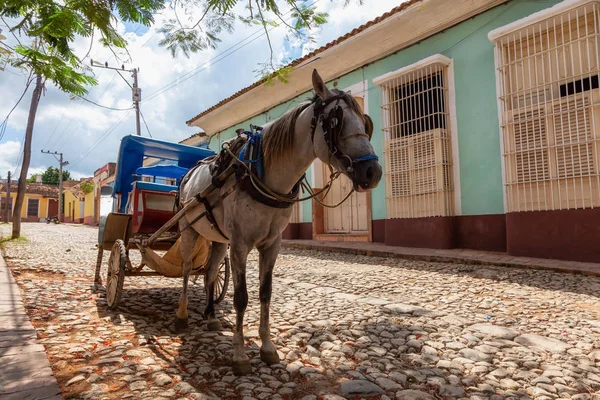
186, 0, 600, 263
62, 179, 95, 224
93, 162, 116, 224
0, 182, 59, 222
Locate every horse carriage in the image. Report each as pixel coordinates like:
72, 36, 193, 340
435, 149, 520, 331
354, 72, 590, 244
92, 70, 382, 376
94, 135, 230, 309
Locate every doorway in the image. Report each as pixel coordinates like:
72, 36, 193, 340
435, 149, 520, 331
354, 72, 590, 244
313, 82, 372, 242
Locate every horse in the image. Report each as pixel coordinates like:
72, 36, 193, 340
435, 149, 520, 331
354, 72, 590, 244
176, 69, 382, 375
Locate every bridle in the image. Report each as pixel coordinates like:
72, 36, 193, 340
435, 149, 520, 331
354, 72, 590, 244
213, 92, 379, 209
310, 93, 378, 174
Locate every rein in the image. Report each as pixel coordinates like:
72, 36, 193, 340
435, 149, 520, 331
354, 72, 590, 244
223, 144, 351, 208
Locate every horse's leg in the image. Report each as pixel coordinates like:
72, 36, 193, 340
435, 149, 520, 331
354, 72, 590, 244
257, 236, 281, 365
203, 241, 227, 331
175, 222, 199, 331
230, 239, 251, 376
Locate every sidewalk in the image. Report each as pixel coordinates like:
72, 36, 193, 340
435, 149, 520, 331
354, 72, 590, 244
281, 240, 600, 276
0, 252, 61, 400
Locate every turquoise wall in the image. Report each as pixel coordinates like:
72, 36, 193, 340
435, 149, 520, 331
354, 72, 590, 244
208, 0, 560, 221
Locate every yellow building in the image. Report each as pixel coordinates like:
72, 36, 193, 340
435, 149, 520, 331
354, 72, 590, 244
0, 183, 59, 222
63, 179, 95, 224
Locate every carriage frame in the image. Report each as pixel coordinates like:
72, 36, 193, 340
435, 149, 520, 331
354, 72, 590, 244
93, 135, 230, 309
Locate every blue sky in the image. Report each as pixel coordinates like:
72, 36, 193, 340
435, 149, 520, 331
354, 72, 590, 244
0, 0, 403, 180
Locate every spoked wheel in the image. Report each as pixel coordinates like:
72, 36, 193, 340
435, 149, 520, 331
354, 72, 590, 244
106, 239, 127, 309
214, 255, 230, 304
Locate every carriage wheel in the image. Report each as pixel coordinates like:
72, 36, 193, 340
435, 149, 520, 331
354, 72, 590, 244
214, 255, 230, 304
106, 239, 127, 309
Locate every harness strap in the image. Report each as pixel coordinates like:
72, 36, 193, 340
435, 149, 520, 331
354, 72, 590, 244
240, 173, 302, 209
195, 193, 229, 241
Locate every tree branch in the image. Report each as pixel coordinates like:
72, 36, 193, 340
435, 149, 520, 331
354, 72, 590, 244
82, 27, 94, 61
190, 7, 211, 30
255, 0, 275, 72
275, 10, 301, 38
173, 0, 186, 30
0, 16, 23, 47
288, 0, 311, 29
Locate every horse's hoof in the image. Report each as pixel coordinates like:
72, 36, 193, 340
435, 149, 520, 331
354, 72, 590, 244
260, 348, 280, 365
174, 317, 188, 332
232, 359, 252, 376
207, 319, 222, 332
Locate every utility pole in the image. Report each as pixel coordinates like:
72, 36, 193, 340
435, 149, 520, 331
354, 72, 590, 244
41, 150, 69, 222
132, 68, 141, 136
90, 60, 142, 136
4, 171, 10, 223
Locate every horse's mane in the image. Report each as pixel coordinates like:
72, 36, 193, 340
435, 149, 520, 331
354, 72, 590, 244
262, 89, 365, 169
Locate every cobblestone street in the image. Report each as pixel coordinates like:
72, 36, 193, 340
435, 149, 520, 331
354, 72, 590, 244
1, 223, 600, 400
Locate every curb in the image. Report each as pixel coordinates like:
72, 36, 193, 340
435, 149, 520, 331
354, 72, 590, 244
281, 241, 600, 277
0, 250, 62, 399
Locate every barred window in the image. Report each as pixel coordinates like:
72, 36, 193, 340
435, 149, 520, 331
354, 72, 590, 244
375, 55, 455, 219
27, 198, 39, 217
490, 0, 600, 212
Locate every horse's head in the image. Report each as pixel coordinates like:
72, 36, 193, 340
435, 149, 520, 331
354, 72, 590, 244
310, 69, 382, 192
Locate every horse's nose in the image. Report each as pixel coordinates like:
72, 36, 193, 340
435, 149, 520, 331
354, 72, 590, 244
353, 159, 382, 191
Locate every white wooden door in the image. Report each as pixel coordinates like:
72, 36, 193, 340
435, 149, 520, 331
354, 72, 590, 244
323, 95, 369, 234
323, 171, 369, 234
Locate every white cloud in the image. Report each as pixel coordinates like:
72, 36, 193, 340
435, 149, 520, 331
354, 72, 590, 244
0, 141, 21, 178
0, 0, 402, 177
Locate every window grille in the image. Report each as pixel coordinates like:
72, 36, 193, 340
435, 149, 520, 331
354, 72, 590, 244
375, 55, 455, 219
491, 0, 600, 212
27, 198, 39, 217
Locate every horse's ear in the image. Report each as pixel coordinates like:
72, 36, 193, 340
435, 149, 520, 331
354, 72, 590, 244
364, 114, 374, 140
312, 69, 331, 100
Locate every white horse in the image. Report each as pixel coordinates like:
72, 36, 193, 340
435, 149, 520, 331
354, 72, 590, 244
177, 69, 382, 375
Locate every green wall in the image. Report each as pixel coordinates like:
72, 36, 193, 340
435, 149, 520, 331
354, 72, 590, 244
208, 0, 560, 221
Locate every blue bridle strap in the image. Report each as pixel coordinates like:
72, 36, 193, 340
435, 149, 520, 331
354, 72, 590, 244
352, 154, 378, 164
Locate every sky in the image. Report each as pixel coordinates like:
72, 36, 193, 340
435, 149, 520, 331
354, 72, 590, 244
0, 0, 404, 180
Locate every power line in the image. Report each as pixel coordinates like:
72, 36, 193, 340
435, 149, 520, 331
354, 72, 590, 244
72, 93, 133, 111
143, 0, 320, 103
68, 110, 132, 170
0, 73, 34, 141
64, 1, 319, 171
41, 69, 107, 149
52, 73, 120, 149
43, 23, 147, 148
140, 109, 152, 138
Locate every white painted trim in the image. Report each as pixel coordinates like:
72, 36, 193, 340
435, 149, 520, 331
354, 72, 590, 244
343, 79, 370, 117
488, 0, 600, 42
492, 45, 509, 213
373, 54, 452, 86
446, 61, 462, 216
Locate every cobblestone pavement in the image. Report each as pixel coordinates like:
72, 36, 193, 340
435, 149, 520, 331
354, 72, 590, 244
1, 223, 600, 400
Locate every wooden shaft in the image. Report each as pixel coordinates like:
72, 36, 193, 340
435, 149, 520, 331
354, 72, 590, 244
146, 164, 236, 246
124, 270, 205, 277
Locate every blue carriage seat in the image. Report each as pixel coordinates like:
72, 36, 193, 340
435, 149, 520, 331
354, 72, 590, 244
133, 181, 178, 193
132, 164, 188, 193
